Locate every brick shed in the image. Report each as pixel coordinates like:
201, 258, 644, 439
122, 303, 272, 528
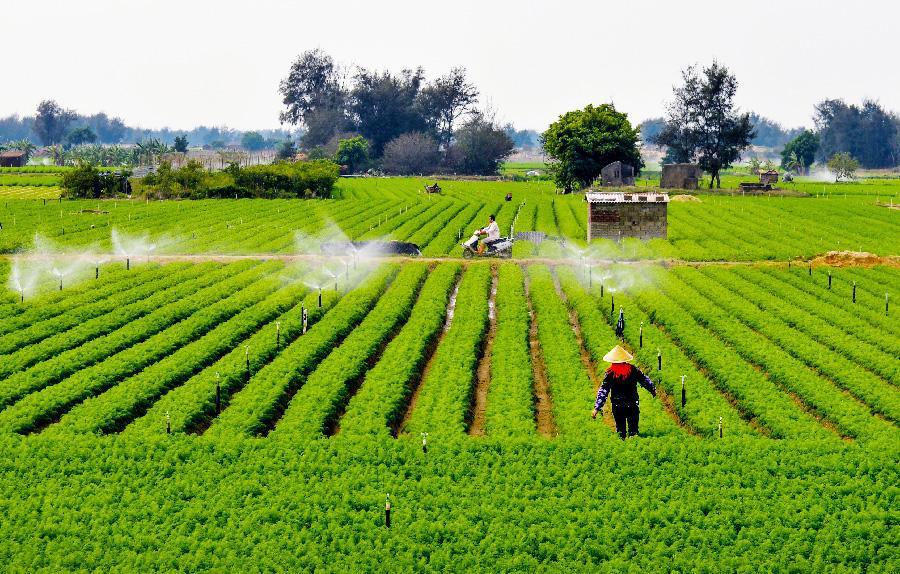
585, 191, 669, 241
660, 163, 702, 189
600, 161, 635, 186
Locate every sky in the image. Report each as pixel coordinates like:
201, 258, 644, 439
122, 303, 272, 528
2, 0, 896, 132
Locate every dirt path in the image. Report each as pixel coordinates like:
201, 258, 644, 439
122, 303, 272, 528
468, 266, 498, 437
5, 252, 895, 268
523, 272, 557, 438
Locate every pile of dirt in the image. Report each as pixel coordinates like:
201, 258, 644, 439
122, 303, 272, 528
812, 251, 900, 268
670, 194, 701, 202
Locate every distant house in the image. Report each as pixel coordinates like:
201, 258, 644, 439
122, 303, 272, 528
600, 161, 635, 186
660, 163, 702, 189
0, 150, 27, 168
759, 169, 779, 186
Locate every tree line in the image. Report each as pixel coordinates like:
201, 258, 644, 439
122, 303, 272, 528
277, 49, 514, 175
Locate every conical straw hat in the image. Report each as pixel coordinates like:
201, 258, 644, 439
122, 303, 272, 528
603, 345, 633, 363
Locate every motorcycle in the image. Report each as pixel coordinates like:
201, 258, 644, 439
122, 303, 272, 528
461, 233, 514, 259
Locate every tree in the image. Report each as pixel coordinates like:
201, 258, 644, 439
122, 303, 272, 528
748, 157, 761, 175
0, 139, 37, 163
448, 111, 514, 175
33, 100, 76, 145
350, 67, 429, 157
279, 49, 347, 126
65, 126, 97, 147
654, 61, 755, 188
173, 135, 189, 153
417, 67, 478, 151
381, 132, 441, 175
334, 136, 370, 174
541, 103, 643, 192
827, 152, 859, 182
241, 131, 267, 151
780, 130, 819, 173
276, 139, 297, 160
814, 99, 897, 168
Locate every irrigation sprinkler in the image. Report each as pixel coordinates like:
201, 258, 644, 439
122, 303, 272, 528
657, 349, 662, 371
828, 271, 832, 289
886, 293, 889, 315
215, 372, 221, 415
245, 345, 251, 375
334, 278, 338, 292
276, 321, 282, 348
681, 375, 686, 408
166, 411, 171, 434
718, 417, 723, 438
302, 307, 308, 334
610, 294, 615, 318
318, 287, 323, 308
808, 262, 812, 276
126, 257, 130, 271
852, 281, 857, 303
421, 432, 428, 454
95, 265, 100, 279
639, 321, 643, 348
600, 283, 604, 298
385, 494, 391, 528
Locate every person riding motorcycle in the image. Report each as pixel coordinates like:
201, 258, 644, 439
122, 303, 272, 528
463, 214, 500, 254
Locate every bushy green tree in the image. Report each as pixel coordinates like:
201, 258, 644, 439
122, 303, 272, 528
33, 100, 76, 145
276, 139, 297, 160
827, 152, 859, 181
448, 111, 513, 175
334, 136, 370, 173
654, 61, 755, 188
241, 131, 267, 151
173, 135, 189, 153
65, 126, 97, 147
780, 130, 819, 174
541, 103, 643, 192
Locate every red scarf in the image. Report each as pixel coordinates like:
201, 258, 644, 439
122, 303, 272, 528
606, 363, 632, 381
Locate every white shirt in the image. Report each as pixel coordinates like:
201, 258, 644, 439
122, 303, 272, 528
483, 221, 500, 241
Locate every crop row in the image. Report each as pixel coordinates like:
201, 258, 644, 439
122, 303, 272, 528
420, 202, 485, 256
525, 265, 597, 438
0, 262, 255, 409
338, 263, 461, 438
270, 264, 429, 439
406, 202, 467, 249
483, 264, 535, 437
662, 269, 897, 437
555, 267, 684, 437
203, 265, 398, 438
629, 281, 838, 441
46, 271, 311, 435
0, 261, 282, 434
692, 267, 899, 418
0, 264, 197, 360
403, 262, 492, 438
653, 269, 895, 442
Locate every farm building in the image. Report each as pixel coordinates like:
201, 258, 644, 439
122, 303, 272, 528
585, 191, 669, 241
660, 163, 702, 189
600, 161, 635, 186
759, 169, 779, 186
0, 150, 27, 168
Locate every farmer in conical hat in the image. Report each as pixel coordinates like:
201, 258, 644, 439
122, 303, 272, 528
591, 345, 657, 439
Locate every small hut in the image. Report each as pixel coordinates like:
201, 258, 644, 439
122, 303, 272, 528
600, 161, 635, 186
585, 191, 669, 241
759, 169, 779, 186
0, 150, 27, 168
660, 163, 702, 189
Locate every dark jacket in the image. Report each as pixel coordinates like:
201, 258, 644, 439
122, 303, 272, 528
594, 363, 656, 410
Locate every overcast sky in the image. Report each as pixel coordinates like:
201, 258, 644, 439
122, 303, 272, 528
2, 0, 896, 132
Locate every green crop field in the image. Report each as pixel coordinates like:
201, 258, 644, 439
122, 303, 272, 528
0, 177, 897, 571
